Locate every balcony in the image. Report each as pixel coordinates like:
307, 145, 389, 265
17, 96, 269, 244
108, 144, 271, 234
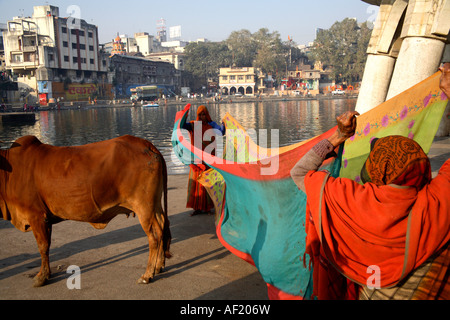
22, 46, 37, 52
9, 61, 38, 69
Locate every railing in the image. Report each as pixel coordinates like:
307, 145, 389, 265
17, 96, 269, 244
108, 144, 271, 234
22, 46, 37, 52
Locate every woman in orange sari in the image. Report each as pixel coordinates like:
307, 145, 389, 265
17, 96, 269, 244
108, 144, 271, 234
290, 63, 450, 300
183, 105, 225, 216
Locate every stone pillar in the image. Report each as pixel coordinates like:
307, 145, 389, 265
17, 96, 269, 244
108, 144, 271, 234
386, 37, 445, 99
356, 0, 407, 114
386, 0, 449, 99
356, 54, 396, 113
358, 0, 450, 135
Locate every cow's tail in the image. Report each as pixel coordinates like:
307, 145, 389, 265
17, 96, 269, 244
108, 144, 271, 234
161, 153, 172, 259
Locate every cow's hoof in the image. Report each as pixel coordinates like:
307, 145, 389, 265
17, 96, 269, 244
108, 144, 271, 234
137, 276, 152, 284
33, 275, 48, 287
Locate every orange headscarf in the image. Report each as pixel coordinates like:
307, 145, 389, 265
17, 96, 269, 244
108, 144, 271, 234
195, 105, 212, 123
189, 105, 215, 154
361, 136, 432, 190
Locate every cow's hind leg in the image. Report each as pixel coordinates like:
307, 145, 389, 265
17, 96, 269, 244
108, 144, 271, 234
136, 210, 163, 284
30, 216, 52, 287
154, 211, 167, 275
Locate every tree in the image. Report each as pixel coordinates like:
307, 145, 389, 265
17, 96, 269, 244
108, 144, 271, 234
184, 41, 232, 90
224, 28, 289, 80
184, 28, 310, 90
311, 18, 370, 84
225, 29, 256, 67
252, 28, 286, 76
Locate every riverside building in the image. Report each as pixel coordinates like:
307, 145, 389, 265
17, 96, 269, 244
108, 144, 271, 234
3, 5, 110, 105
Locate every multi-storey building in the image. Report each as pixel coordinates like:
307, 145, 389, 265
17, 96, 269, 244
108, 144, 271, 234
0, 23, 19, 104
109, 54, 181, 98
219, 67, 264, 95
146, 52, 185, 71
3, 5, 110, 104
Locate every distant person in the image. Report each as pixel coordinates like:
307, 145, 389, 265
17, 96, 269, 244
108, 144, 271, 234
182, 105, 226, 216
290, 62, 450, 300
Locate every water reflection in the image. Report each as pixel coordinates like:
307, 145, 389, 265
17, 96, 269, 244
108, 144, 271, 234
0, 99, 356, 174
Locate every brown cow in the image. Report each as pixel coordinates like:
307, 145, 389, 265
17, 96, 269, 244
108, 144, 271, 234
0, 135, 171, 287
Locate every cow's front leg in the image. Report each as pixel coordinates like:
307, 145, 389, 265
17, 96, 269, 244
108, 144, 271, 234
30, 216, 52, 287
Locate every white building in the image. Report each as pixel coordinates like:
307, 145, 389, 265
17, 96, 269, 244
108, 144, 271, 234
3, 5, 109, 104
135, 32, 158, 55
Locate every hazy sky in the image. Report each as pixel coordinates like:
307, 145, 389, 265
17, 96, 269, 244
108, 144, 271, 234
0, 0, 379, 45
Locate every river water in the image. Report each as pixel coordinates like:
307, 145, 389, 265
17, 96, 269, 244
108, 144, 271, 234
0, 99, 356, 174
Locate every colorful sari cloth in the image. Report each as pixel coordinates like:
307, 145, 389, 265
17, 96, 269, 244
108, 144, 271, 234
183, 105, 217, 212
171, 71, 448, 299
186, 163, 214, 212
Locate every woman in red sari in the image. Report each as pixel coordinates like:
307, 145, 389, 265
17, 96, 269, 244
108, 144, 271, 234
290, 63, 450, 300
183, 105, 225, 216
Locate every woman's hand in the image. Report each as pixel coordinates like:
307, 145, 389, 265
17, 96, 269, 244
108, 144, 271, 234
328, 111, 360, 147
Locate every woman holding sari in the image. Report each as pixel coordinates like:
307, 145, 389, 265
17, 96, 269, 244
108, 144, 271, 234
290, 63, 450, 300
183, 105, 225, 216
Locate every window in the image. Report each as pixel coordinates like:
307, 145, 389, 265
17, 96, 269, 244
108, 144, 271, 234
90, 59, 94, 64
48, 54, 54, 62
62, 27, 67, 33
64, 56, 69, 62
238, 75, 244, 80
89, 45, 94, 51
88, 32, 93, 38
11, 53, 22, 63
79, 30, 85, 37
79, 44, 86, 50
24, 53, 35, 62
71, 29, 77, 35
230, 76, 235, 80
73, 57, 78, 63
63, 41, 68, 47
72, 43, 77, 49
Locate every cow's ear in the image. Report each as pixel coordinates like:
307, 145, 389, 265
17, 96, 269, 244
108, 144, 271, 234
0, 154, 12, 172
10, 142, 22, 149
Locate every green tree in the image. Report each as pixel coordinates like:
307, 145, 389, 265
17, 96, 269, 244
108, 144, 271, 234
312, 18, 370, 84
225, 29, 256, 67
252, 28, 286, 76
184, 41, 232, 90
224, 28, 289, 80
184, 28, 309, 89
355, 22, 372, 80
